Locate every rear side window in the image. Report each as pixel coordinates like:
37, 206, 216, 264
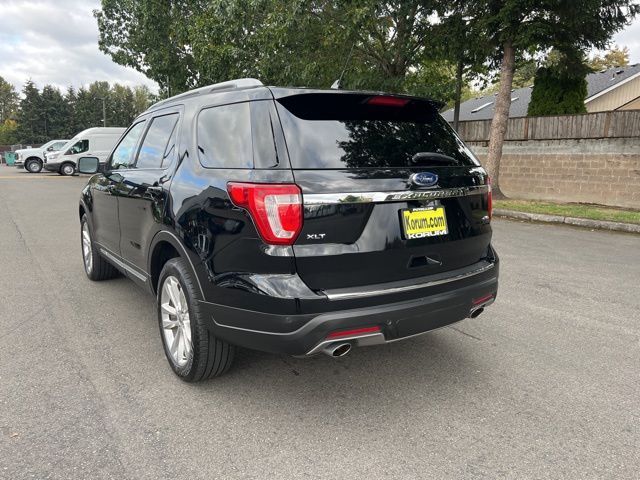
276, 93, 479, 169
136, 113, 179, 169
198, 102, 252, 168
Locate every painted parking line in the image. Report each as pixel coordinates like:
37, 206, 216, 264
0, 175, 75, 179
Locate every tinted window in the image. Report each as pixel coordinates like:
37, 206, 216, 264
136, 113, 179, 169
276, 93, 479, 169
111, 122, 145, 169
198, 102, 252, 168
66, 139, 89, 155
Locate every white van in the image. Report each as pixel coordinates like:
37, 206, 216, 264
44, 127, 126, 175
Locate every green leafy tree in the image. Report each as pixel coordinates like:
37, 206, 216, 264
589, 45, 630, 70
461, 0, 639, 197
0, 119, 18, 144
95, 0, 198, 95
0, 76, 19, 124
96, 0, 443, 94
435, 6, 491, 129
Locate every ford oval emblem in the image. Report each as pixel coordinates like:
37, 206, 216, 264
410, 172, 439, 188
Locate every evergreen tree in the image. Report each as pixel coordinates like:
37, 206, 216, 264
16, 80, 43, 144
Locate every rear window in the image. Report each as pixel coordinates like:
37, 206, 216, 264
276, 93, 479, 169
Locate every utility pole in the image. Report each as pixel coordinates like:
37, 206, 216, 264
97, 96, 106, 127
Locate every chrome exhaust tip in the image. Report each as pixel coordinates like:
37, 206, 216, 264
321, 342, 352, 358
469, 307, 484, 319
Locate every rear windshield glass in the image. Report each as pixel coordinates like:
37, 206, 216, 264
276, 93, 479, 169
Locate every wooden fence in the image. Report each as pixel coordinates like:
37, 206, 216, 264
454, 110, 640, 142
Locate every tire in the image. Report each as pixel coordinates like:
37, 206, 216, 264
81, 214, 119, 281
25, 158, 42, 173
60, 163, 75, 176
157, 258, 235, 381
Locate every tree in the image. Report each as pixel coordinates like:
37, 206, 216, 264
95, 0, 199, 94
462, 0, 639, 197
436, 6, 490, 130
589, 45, 630, 70
0, 119, 18, 144
0, 76, 19, 124
15, 80, 43, 144
96, 0, 444, 94
40, 85, 69, 139
527, 49, 590, 116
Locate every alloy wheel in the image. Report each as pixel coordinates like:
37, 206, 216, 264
81, 222, 93, 274
160, 276, 193, 367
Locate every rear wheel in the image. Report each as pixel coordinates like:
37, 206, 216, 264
60, 163, 75, 176
158, 258, 235, 381
81, 214, 119, 281
26, 158, 42, 173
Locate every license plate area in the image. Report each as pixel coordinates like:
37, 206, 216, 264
401, 206, 448, 239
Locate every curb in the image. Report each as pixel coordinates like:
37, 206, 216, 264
494, 209, 640, 234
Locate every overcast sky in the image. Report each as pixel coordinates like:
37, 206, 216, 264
1, 0, 640, 95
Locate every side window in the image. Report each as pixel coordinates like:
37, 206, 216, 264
111, 122, 146, 170
136, 113, 180, 169
52, 141, 67, 151
66, 139, 89, 155
197, 102, 252, 168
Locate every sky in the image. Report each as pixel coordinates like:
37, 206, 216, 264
1, 0, 640, 95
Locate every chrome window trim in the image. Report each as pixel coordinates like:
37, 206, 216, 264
302, 185, 489, 205
323, 261, 495, 301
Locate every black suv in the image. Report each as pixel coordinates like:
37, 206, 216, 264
78, 78, 498, 381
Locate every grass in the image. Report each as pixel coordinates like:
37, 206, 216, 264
494, 199, 640, 225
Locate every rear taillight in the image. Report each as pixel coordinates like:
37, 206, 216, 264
227, 182, 303, 245
487, 176, 493, 220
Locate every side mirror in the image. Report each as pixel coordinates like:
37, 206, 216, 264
78, 156, 100, 174
47, 146, 54, 151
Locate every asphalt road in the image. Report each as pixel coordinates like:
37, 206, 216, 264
0, 165, 638, 480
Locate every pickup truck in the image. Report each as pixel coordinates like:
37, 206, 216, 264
15, 139, 69, 173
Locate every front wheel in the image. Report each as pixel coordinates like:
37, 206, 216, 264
26, 159, 42, 173
81, 215, 119, 281
158, 258, 235, 381
60, 163, 75, 176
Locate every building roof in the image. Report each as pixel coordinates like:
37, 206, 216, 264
442, 64, 640, 122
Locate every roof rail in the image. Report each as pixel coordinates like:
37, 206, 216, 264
148, 78, 264, 111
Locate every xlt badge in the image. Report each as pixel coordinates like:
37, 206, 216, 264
307, 233, 326, 240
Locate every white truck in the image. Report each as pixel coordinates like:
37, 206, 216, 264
44, 127, 126, 175
15, 139, 69, 173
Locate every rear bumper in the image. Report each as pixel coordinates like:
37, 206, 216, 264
199, 253, 499, 356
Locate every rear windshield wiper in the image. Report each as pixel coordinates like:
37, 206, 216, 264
411, 152, 460, 166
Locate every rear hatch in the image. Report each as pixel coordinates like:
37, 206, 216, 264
273, 90, 492, 293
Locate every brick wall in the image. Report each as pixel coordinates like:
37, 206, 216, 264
470, 138, 640, 209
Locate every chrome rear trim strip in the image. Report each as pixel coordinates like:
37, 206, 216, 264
100, 248, 148, 283
303, 185, 489, 205
323, 262, 495, 301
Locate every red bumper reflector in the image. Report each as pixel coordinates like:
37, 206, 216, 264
472, 294, 494, 306
326, 326, 381, 340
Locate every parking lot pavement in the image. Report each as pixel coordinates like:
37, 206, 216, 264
0, 164, 638, 480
